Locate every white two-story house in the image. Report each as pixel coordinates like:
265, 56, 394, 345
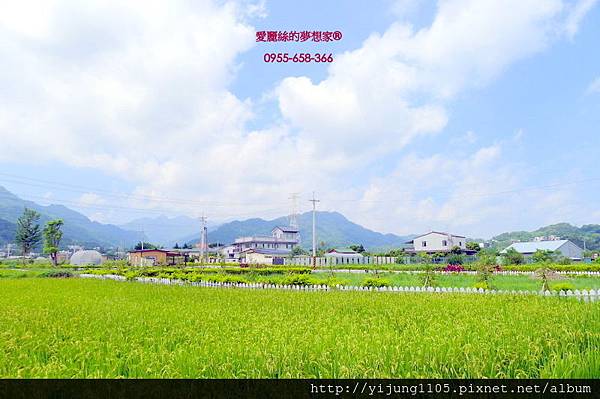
232, 226, 300, 263
406, 231, 467, 254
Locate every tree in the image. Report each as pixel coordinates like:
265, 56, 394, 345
502, 247, 524, 265
420, 263, 438, 288
43, 219, 64, 267
291, 246, 308, 256
466, 241, 481, 252
450, 245, 462, 254
173, 242, 180, 249
349, 244, 366, 254
532, 249, 556, 263
182, 243, 192, 249
447, 253, 465, 265
475, 253, 496, 289
134, 241, 158, 250
15, 208, 42, 264
417, 252, 432, 264
385, 248, 405, 257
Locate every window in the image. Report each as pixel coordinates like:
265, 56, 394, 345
422, 241, 427, 247
442, 240, 447, 246
459, 241, 462, 246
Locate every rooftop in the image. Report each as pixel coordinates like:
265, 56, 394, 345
501, 240, 571, 254
406, 231, 466, 243
273, 226, 299, 233
242, 248, 292, 256
234, 236, 298, 244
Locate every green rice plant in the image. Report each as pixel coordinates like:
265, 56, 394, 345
0, 278, 598, 378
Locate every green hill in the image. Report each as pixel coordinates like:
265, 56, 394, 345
0, 186, 142, 249
491, 223, 600, 251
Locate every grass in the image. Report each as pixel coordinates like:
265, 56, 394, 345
0, 278, 598, 378
0, 269, 50, 278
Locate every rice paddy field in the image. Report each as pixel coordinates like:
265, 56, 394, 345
1, 278, 599, 378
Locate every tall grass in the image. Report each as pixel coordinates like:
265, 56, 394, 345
0, 278, 598, 378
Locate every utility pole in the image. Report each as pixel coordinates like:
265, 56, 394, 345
309, 192, 320, 269
199, 214, 207, 264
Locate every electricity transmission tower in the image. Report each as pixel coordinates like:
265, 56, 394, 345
199, 214, 208, 264
288, 193, 300, 228
309, 192, 320, 268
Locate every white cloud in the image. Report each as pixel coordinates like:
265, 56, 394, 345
389, 0, 422, 20
564, 0, 598, 38
586, 77, 600, 94
337, 143, 582, 237
275, 0, 592, 159
0, 0, 596, 236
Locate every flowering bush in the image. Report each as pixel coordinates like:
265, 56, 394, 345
443, 264, 464, 273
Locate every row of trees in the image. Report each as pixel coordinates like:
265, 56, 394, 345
14, 208, 64, 266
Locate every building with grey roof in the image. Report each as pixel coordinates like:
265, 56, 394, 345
500, 239, 583, 260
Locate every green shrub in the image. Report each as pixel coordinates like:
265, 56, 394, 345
124, 271, 139, 281
473, 281, 490, 290
324, 277, 350, 287
503, 264, 600, 272
38, 270, 73, 278
280, 274, 317, 286
551, 282, 575, 292
556, 257, 572, 265
361, 278, 390, 288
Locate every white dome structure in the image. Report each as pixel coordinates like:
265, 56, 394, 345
70, 250, 103, 266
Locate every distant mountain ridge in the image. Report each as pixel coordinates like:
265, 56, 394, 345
0, 186, 141, 248
185, 211, 414, 251
491, 223, 600, 250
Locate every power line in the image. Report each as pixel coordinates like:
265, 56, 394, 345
319, 176, 600, 205
0, 172, 290, 208
0, 192, 289, 221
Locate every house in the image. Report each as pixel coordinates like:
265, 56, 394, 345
501, 240, 583, 260
324, 248, 364, 258
405, 231, 469, 254
219, 245, 237, 260
271, 226, 300, 241
128, 249, 186, 266
242, 248, 289, 265
232, 226, 299, 258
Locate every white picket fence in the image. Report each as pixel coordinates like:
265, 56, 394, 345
314, 269, 600, 276
78, 273, 599, 302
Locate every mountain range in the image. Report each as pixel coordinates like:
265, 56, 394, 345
0, 186, 142, 248
183, 211, 415, 251
1, 185, 599, 252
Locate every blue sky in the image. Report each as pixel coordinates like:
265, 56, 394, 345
0, 0, 599, 238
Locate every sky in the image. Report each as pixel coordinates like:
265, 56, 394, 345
0, 0, 599, 239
